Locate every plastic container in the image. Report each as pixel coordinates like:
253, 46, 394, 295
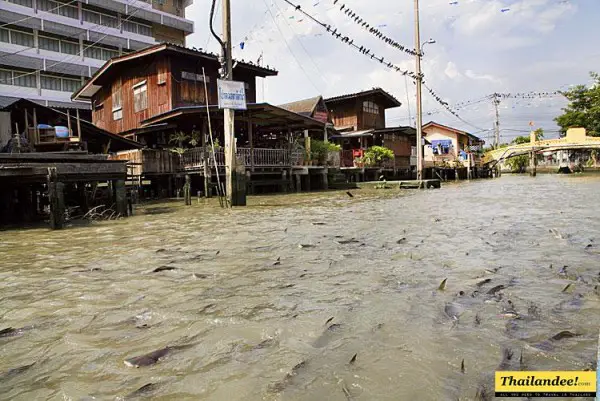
55, 126, 69, 138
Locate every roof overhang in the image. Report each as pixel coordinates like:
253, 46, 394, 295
330, 129, 374, 139
140, 103, 327, 131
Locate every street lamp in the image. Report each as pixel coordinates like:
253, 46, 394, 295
421, 39, 436, 56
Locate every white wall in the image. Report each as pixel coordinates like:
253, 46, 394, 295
423, 128, 459, 161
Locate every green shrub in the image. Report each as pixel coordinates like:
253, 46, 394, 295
311, 140, 340, 164
363, 146, 394, 167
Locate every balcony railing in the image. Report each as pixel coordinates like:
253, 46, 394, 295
181, 147, 306, 170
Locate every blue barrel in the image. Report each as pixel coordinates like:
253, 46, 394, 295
55, 126, 69, 138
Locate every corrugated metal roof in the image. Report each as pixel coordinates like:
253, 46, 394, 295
0, 96, 91, 111
73, 43, 278, 101
278, 96, 322, 117
324, 88, 402, 109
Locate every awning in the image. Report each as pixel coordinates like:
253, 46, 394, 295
330, 129, 374, 139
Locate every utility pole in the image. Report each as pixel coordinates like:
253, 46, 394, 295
493, 94, 501, 149
414, 0, 423, 182
222, 0, 237, 207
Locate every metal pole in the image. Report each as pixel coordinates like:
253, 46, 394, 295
493, 95, 501, 149
222, 0, 237, 207
414, 0, 423, 182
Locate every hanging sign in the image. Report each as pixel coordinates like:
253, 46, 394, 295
217, 79, 247, 110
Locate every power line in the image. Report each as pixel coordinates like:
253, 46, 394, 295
330, 0, 417, 57
279, 0, 417, 78
0, 0, 79, 29
262, 0, 322, 92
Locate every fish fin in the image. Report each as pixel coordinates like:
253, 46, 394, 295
460, 358, 465, 373
438, 278, 448, 291
349, 353, 357, 364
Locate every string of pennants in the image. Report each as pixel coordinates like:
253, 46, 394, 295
280, 0, 419, 79
330, 0, 417, 56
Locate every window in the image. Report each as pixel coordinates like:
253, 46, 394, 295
82, 10, 101, 25
123, 21, 137, 34
62, 78, 80, 92
133, 81, 148, 112
39, 36, 60, 52
11, 30, 34, 47
0, 29, 9, 44
84, 46, 102, 60
61, 41, 79, 55
137, 24, 152, 37
180, 73, 205, 104
57, 3, 78, 19
41, 75, 61, 90
7, 0, 33, 7
363, 101, 379, 114
102, 48, 118, 60
0, 69, 12, 85
14, 72, 36, 88
102, 15, 118, 29
112, 78, 122, 120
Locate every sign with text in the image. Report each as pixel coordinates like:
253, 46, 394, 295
217, 79, 247, 110
495, 371, 596, 397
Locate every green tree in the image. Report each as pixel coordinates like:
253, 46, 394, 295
512, 135, 530, 144
555, 72, 600, 137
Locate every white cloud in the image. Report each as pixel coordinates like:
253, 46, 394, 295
444, 62, 461, 80
465, 70, 501, 84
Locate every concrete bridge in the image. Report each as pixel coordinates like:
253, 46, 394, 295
483, 128, 600, 167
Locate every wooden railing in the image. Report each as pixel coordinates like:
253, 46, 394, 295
109, 149, 177, 176
181, 147, 303, 170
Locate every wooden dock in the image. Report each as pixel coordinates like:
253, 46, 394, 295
0, 152, 128, 229
399, 179, 441, 189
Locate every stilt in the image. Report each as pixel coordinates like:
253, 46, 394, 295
295, 174, 301, 193
234, 163, 246, 206
321, 170, 328, 190
114, 179, 128, 217
184, 174, 192, 205
530, 150, 537, 177
77, 182, 88, 213
47, 168, 65, 229
202, 120, 211, 198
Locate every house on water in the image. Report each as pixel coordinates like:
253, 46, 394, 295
323, 88, 417, 181
71, 43, 334, 196
422, 121, 485, 179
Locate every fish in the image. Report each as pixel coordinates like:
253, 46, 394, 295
215, 250, 220, 255
268, 360, 308, 393
124, 344, 195, 368
0, 363, 35, 381
298, 244, 316, 248
474, 314, 481, 326
252, 337, 277, 350
341, 381, 353, 400
0, 327, 30, 338
396, 238, 407, 244
312, 222, 326, 226
561, 283, 573, 293
550, 330, 578, 341
199, 304, 216, 314
549, 228, 569, 240
460, 359, 465, 373
476, 278, 491, 287
124, 383, 160, 399
337, 238, 361, 244
152, 266, 178, 273
192, 273, 209, 279
313, 323, 343, 348
325, 316, 334, 325
346, 191, 354, 198
486, 285, 505, 295
438, 278, 448, 291
349, 353, 357, 364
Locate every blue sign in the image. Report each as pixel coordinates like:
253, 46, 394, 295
217, 79, 247, 110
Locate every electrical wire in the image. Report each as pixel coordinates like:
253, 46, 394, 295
262, 0, 322, 92
279, 0, 417, 78
209, 0, 225, 52
0, 0, 79, 29
0, 6, 143, 85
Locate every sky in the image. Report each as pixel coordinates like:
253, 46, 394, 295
184, 0, 599, 143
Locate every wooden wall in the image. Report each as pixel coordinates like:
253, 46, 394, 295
92, 57, 172, 135
327, 96, 386, 131
92, 54, 260, 135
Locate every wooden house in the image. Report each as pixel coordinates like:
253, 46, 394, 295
323, 88, 416, 175
71, 43, 278, 142
422, 121, 484, 168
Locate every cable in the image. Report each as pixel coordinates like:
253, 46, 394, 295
0, 0, 79, 29
279, 0, 417, 78
204, 0, 221, 50
262, 0, 322, 92
270, 0, 327, 85
329, 0, 417, 57
0, 6, 143, 85
209, 0, 225, 51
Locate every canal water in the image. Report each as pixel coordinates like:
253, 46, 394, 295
1, 175, 599, 401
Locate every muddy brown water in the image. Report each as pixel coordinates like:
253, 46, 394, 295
1, 175, 599, 400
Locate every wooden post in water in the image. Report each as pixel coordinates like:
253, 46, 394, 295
184, 174, 192, 205
47, 168, 65, 229
530, 130, 537, 177
248, 114, 255, 172
32, 107, 38, 146
114, 179, 128, 217
201, 120, 212, 198
76, 109, 82, 139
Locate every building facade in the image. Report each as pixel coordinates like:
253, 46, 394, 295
0, 0, 194, 109
422, 121, 483, 168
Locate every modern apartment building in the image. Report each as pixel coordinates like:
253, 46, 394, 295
0, 0, 194, 110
